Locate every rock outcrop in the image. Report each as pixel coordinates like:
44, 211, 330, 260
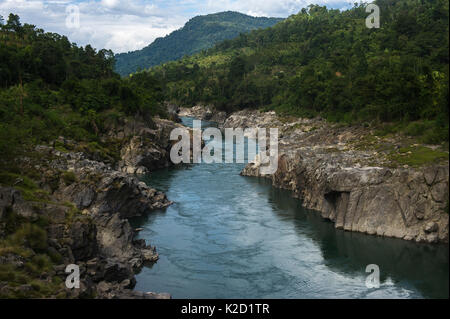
165, 102, 182, 123
0, 115, 179, 298
0, 184, 170, 299
100, 116, 186, 175
231, 109, 449, 244
179, 105, 227, 125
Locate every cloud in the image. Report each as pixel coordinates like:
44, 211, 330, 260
201, 0, 352, 17
0, 0, 350, 53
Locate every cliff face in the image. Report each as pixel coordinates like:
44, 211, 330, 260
0, 116, 185, 298
243, 152, 448, 243
220, 109, 448, 244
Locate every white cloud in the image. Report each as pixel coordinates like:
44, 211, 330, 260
101, 0, 119, 8
203, 0, 351, 17
0, 0, 350, 53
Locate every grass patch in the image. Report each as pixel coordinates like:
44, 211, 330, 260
8, 223, 48, 252
63, 201, 89, 226
73, 140, 121, 164
54, 140, 72, 153
0, 211, 67, 298
374, 122, 404, 137
354, 134, 381, 151
61, 171, 76, 185
0, 172, 38, 190
374, 120, 449, 145
19, 189, 51, 203
0, 172, 51, 203
388, 146, 449, 167
0, 263, 66, 298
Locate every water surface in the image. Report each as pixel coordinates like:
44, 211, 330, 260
131, 117, 449, 299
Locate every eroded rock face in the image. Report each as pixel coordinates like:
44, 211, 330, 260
1, 115, 177, 298
223, 109, 282, 129
239, 110, 449, 244
0, 187, 35, 220
1, 155, 168, 298
39, 142, 171, 266
116, 117, 188, 175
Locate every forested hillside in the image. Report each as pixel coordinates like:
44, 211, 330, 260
151, 0, 449, 144
0, 14, 175, 298
114, 11, 283, 76
0, 13, 165, 164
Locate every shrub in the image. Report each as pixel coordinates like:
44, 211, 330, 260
9, 224, 47, 252
405, 122, 428, 136
62, 171, 76, 185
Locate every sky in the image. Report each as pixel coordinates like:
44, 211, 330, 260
0, 0, 352, 54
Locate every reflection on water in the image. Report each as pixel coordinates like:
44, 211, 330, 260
130, 118, 449, 299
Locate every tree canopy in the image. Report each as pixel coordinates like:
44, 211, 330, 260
0, 15, 165, 162
151, 0, 449, 144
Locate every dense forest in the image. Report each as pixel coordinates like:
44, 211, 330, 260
150, 0, 449, 144
1, 0, 448, 162
0, 13, 166, 165
114, 11, 283, 76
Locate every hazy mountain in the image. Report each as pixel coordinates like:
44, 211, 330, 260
114, 11, 283, 76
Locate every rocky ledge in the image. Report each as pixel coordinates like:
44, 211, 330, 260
0, 115, 189, 298
222, 108, 449, 244
179, 105, 227, 125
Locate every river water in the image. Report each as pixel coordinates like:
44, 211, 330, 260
131, 117, 449, 299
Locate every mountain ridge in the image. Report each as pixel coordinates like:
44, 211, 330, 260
114, 11, 283, 76
151, 1, 449, 145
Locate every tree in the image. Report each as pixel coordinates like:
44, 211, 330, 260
154, 0, 448, 143
6, 13, 21, 32
0, 13, 168, 160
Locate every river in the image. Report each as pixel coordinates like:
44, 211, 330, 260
131, 117, 449, 299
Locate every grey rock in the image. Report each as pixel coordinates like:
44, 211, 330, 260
239, 109, 449, 243
2, 113, 179, 299
424, 221, 438, 233
0, 187, 35, 219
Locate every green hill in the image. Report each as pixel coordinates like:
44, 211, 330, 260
151, 0, 449, 144
0, 13, 165, 162
114, 11, 283, 76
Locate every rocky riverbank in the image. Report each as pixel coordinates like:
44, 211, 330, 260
179, 106, 227, 125
0, 115, 186, 298
184, 106, 449, 244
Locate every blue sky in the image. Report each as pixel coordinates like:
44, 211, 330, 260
0, 0, 352, 53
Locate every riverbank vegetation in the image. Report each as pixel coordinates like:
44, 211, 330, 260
150, 0, 449, 145
0, 13, 166, 168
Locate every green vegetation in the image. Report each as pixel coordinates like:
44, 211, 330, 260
0, 172, 51, 202
0, 210, 67, 298
0, 13, 167, 168
374, 120, 449, 145
114, 11, 283, 76
151, 0, 448, 144
61, 171, 76, 185
388, 145, 449, 167
63, 201, 86, 226
353, 130, 449, 167
0, 20, 161, 298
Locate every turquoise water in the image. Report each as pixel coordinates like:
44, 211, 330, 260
131, 117, 449, 299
